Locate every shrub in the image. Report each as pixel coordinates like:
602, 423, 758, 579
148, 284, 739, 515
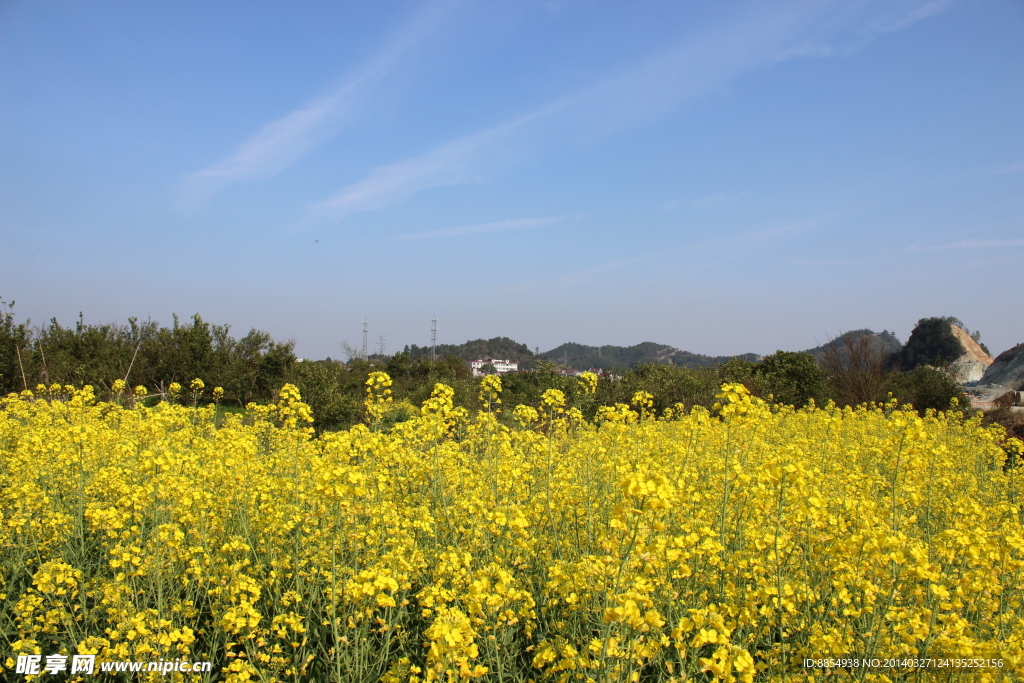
753, 351, 832, 407
890, 366, 969, 412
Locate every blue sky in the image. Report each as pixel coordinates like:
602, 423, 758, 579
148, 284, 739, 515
2, 0, 1022, 360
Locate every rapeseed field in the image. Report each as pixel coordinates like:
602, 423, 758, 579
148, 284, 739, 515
1, 374, 1022, 682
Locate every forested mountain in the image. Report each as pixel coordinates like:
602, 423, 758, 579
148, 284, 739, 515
540, 341, 758, 370
800, 329, 903, 361
401, 337, 759, 371
403, 337, 535, 363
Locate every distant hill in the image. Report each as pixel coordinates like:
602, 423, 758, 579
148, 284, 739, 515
800, 329, 902, 360
403, 337, 535, 363
540, 341, 758, 371
402, 337, 758, 371
401, 330, 923, 373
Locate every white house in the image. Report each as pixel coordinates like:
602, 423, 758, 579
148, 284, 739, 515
470, 358, 519, 377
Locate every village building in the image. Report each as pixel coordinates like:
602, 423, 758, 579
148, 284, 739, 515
470, 358, 519, 377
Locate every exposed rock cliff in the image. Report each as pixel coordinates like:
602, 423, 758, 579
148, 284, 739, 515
949, 325, 994, 383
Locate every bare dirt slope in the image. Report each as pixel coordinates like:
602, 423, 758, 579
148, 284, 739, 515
950, 325, 994, 383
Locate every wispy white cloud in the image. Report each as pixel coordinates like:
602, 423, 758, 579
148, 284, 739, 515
557, 256, 647, 287
769, 0, 952, 60
994, 159, 1024, 175
300, 97, 574, 225
694, 192, 745, 208
303, 7, 809, 223
904, 238, 1024, 251
391, 216, 560, 242
664, 192, 746, 211
790, 256, 888, 266
303, 0, 950, 225
176, 1, 456, 209
861, 0, 951, 36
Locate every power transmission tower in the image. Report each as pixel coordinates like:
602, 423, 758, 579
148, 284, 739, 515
362, 320, 369, 361
431, 317, 437, 362
378, 334, 386, 357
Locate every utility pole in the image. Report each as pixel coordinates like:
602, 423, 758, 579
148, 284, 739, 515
362, 320, 369, 361
431, 316, 437, 362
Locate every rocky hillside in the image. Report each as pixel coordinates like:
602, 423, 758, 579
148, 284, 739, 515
949, 325, 995, 383
981, 342, 1024, 390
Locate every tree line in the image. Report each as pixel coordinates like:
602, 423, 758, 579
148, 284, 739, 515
1, 303, 295, 406
1, 303, 973, 434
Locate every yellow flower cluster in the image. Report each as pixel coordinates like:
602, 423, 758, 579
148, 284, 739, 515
478, 376, 502, 414
577, 372, 598, 397
1, 377, 1022, 682
540, 389, 566, 411
365, 371, 395, 424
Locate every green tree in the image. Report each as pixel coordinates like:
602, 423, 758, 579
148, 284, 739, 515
897, 317, 965, 370
754, 351, 832, 408
1, 308, 297, 405
891, 366, 968, 413
718, 358, 756, 384
0, 299, 31, 394
292, 360, 362, 432
820, 331, 894, 406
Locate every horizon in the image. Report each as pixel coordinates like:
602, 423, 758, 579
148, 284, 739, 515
6, 302, 1018, 363
2, 1, 1022, 359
